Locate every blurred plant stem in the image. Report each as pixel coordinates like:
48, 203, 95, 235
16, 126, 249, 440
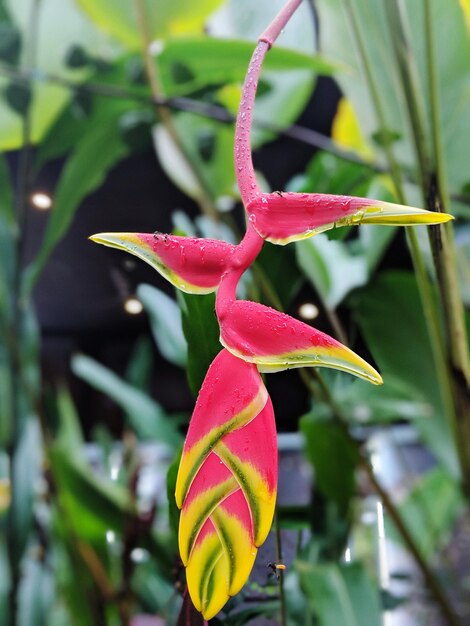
274, 510, 287, 626
384, 0, 470, 499
133, 0, 218, 220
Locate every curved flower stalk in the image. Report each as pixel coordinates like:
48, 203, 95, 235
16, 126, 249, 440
90, 0, 453, 618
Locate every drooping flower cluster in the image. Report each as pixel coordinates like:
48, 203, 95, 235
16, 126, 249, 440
90, 0, 452, 618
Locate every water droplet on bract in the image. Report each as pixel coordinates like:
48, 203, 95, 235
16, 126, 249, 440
238, 166, 243, 172
251, 182, 256, 189
261, 196, 268, 204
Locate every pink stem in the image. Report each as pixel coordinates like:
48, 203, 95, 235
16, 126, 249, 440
234, 40, 269, 207
216, 224, 264, 320
234, 0, 304, 207
260, 0, 304, 47
224, 0, 304, 319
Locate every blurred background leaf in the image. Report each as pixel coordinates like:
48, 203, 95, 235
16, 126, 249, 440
137, 284, 187, 368
71, 353, 181, 447
296, 561, 382, 626
351, 271, 458, 476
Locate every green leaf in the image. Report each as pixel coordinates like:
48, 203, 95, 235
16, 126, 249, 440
153, 112, 235, 202
296, 561, 382, 626
255, 242, 303, 310
316, 0, 470, 195
25, 102, 131, 293
0, 341, 12, 447
75, 0, 224, 49
33, 56, 149, 172
289, 152, 374, 197
54, 387, 85, 450
18, 558, 54, 626
125, 335, 153, 392
300, 414, 359, 515
0, 155, 15, 322
64, 44, 89, 69
178, 291, 220, 396
222, 602, 279, 626
137, 284, 187, 368
132, 561, 180, 618
32, 105, 88, 173
455, 224, 470, 307
296, 234, 368, 309
0, 154, 14, 224
4, 81, 32, 115
277, 504, 311, 530
50, 526, 99, 626
0, 533, 8, 623
331, 377, 437, 426
351, 271, 458, 475
10, 419, 42, 563
50, 443, 133, 541
157, 37, 339, 97
0, 0, 106, 150
0, 22, 21, 64
387, 467, 463, 560
48, 384, 134, 547
71, 353, 181, 448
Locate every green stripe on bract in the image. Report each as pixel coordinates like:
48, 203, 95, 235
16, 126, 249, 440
199, 543, 224, 610
176, 388, 268, 506
211, 507, 237, 588
182, 477, 238, 562
214, 442, 275, 546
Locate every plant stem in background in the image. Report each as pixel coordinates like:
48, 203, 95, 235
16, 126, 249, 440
385, 0, 470, 498
274, 511, 287, 626
423, 0, 470, 493
133, 0, 218, 219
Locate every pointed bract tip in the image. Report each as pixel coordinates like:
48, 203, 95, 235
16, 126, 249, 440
88, 232, 133, 246
359, 203, 454, 226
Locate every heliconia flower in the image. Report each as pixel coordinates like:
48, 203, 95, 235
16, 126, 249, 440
246, 191, 454, 244
219, 299, 382, 385
175, 349, 277, 620
89, 232, 237, 294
